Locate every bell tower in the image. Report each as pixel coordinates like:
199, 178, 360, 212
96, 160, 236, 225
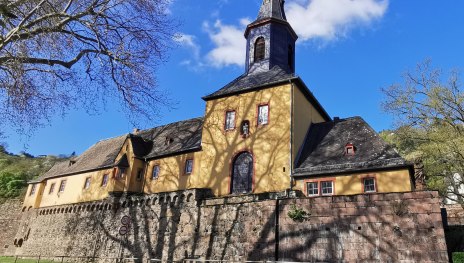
244, 0, 298, 74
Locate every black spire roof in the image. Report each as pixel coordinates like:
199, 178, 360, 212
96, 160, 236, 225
257, 0, 287, 21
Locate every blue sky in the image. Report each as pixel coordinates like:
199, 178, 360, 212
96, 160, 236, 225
4, 0, 464, 156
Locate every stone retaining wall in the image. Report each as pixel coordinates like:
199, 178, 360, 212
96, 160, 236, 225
0, 199, 23, 255
10, 191, 449, 263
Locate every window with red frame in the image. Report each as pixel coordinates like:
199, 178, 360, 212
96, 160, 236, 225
363, 178, 376, 193
257, 104, 269, 125
225, 110, 236, 130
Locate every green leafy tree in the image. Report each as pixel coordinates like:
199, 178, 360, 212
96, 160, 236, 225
382, 61, 464, 204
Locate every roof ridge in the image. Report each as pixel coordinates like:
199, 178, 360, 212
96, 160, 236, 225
137, 117, 204, 134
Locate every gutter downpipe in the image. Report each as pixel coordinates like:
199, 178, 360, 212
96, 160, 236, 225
275, 198, 280, 262
290, 80, 295, 192
141, 158, 149, 194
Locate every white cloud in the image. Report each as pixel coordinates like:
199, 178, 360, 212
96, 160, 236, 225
189, 0, 388, 68
175, 33, 201, 60
287, 0, 389, 41
203, 19, 250, 68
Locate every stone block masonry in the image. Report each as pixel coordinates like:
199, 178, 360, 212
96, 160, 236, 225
9, 190, 449, 263
0, 199, 23, 256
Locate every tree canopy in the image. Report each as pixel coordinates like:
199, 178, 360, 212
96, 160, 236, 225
382, 61, 464, 204
0, 0, 176, 133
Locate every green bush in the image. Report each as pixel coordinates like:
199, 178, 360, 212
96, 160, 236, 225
0, 172, 27, 199
454, 252, 464, 263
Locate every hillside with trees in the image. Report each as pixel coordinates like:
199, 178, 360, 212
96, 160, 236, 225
0, 145, 66, 202
382, 61, 464, 204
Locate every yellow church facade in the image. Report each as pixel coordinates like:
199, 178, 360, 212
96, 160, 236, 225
22, 0, 413, 210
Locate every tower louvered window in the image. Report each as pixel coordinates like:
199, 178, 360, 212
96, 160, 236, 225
254, 37, 265, 62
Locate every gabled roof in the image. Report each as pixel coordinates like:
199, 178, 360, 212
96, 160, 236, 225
137, 117, 203, 160
31, 135, 127, 182
294, 117, 411, 177
32, 118, 203, 183
202, 65, 297, 101
202, 66, 331, 121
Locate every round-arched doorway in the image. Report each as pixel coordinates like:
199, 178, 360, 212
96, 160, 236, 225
230, 152, 253, 194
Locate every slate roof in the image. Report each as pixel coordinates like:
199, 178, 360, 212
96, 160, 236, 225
293, 117, 411, 177
32, 118, 203, 183
257, 0, 287, 21
31, 135, 127, 182
202, 66, 297, 101
136, 117, 203, 159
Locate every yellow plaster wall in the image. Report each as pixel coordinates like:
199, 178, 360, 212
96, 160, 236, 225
292, 85, 327, 165
22, 183, 45, 209
39, 168, 114, 207
143, 152, 202, 194
201, 84, 292, 196
295, 168, 412, 196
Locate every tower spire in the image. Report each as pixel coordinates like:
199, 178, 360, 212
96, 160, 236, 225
257, 0, 287, 21
244, 0, 297, 74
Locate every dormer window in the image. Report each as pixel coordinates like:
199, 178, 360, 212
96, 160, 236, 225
254, 37, 265, 62
165, 136, 174, 146
69, 160, 76, 167
345, 143, 356, 156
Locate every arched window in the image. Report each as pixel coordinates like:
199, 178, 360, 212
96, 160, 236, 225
231, 152, 253, 194
254, 37, 265, 62
288, 45, 294, 70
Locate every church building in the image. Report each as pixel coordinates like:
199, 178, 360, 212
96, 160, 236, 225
22, 0, 414, 209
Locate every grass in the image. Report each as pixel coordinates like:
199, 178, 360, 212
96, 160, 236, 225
0, 256, 54, 263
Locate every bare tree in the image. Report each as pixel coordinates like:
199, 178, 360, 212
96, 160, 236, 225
382, 60, 464, 204
0, 0, 176, 132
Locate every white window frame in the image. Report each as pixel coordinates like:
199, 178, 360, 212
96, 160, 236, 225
225, 110, 236, 131
257, 104, 269, 125
306, 182, 319, 196
363, 177, 376, 193
321, 181, 334, 195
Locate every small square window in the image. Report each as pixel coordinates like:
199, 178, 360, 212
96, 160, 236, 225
185, 159, 193, 175
152, 165, 160, 180
59, 180, 66, 193
321, 181, 333, 195
363, 178, 376, 193
29, 184, 37, 196
101, 174, 109, 187
49, 183, 56, 194
306, 182, 319, 196
257, 104, 269, 125
84, 177, 91, 190
225, 111, 236, 130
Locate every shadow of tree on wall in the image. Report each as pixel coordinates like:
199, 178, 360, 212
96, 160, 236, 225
18, 191, 447, 263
